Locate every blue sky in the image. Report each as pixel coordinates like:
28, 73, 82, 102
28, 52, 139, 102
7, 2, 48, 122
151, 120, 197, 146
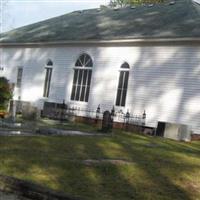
2, 0, 109, 33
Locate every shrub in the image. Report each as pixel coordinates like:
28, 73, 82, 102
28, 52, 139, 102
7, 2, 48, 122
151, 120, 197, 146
0, 77, 12, 111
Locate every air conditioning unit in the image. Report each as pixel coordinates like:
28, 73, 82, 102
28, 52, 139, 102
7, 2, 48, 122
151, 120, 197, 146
156, 121, 191, 142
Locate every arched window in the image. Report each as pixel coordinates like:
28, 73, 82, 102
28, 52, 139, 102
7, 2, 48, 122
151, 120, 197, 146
116, 62, 130, 107
75, 53, 93, 67
71, 53, 93, 102
46, 59, 53, 66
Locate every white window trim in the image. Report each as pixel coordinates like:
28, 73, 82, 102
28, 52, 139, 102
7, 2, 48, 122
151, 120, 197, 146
71, 53, 93, 103
115, 62, 130, 107
43, 66, 53, 98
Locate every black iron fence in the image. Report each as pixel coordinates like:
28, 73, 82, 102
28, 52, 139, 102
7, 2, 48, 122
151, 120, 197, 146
42, 102, 146, 126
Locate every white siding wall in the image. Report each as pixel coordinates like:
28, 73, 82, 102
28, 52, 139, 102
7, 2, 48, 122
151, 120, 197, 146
0, 44, 200, 133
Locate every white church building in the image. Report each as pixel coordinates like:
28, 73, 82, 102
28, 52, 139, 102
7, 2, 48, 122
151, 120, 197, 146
0, 0, 200, 133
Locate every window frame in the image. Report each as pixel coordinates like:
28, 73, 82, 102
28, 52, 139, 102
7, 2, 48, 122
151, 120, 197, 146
115, 62, 130, 107
43, 66, 53, 98
71, 53, 93, 103
75, 53, 93, 68
16, 67, 23, 88
46, 59, 53, 66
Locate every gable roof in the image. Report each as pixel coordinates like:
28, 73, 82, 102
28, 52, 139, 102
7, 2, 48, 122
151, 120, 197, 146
0, 0, 200, 44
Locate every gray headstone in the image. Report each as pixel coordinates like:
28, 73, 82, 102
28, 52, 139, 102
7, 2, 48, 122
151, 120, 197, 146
22, 104, 39, 120
9, 100, 16, 122
102, 110, 113, 132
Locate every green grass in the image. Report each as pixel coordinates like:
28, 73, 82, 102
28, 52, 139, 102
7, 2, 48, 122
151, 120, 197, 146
38, 118, 100, 132
0, 131, 199, 200
15, 117, 99, 133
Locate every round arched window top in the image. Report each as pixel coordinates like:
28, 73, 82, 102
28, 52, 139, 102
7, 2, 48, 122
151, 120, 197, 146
75, 53, 93, 67
121, 62, 130, 69
46, 59, 53, 66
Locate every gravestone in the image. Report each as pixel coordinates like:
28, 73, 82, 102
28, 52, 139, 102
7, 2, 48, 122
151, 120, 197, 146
60, 101, 67, 121
22, 103, 39, 120
9, 100, 16, 122
102, 110, 113, 132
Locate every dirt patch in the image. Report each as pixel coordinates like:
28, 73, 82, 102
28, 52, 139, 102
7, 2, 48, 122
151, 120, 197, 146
184, 182, 200, 193
82, 159, 134, 166
0, 191, 29, 200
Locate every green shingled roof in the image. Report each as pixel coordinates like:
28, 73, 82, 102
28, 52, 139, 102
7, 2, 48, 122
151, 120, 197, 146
0, 0, 200, 43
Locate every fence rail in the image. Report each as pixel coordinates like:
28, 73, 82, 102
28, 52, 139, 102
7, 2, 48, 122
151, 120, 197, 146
42, 102, 146, 126
14, 101, 146, 126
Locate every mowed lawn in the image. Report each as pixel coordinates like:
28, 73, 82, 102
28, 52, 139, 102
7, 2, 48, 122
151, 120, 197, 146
0, 132, 199, 200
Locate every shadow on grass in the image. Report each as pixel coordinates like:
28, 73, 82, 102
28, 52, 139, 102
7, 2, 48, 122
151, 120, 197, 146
0, 132, 199, 200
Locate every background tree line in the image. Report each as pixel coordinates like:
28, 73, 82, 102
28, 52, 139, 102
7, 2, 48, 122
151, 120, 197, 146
109, 0, 166, 7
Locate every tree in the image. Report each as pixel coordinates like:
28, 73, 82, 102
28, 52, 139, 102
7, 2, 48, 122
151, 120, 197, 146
109, 0, 165, 7
110, 0, 129, 7
0, 77, 12, 110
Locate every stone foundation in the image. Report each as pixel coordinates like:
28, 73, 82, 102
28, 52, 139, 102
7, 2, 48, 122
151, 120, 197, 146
191, 134, 200, 141
74, 116, 154, 134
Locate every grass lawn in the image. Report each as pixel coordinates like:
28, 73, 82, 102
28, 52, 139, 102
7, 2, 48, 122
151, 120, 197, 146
0, 130, 199, 200
14, 117, 99, 133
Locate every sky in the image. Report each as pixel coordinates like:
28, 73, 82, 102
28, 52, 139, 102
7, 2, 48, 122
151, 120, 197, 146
1, 0, 110, 33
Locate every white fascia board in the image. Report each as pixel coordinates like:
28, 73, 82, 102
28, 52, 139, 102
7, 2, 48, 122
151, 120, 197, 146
1, 38, 200, 47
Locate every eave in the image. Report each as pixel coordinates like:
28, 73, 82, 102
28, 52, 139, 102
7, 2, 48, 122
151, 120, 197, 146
0, 37, 200, 47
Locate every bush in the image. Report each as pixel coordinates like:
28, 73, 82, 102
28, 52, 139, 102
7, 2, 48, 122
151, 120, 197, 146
0, 77, 12, 111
